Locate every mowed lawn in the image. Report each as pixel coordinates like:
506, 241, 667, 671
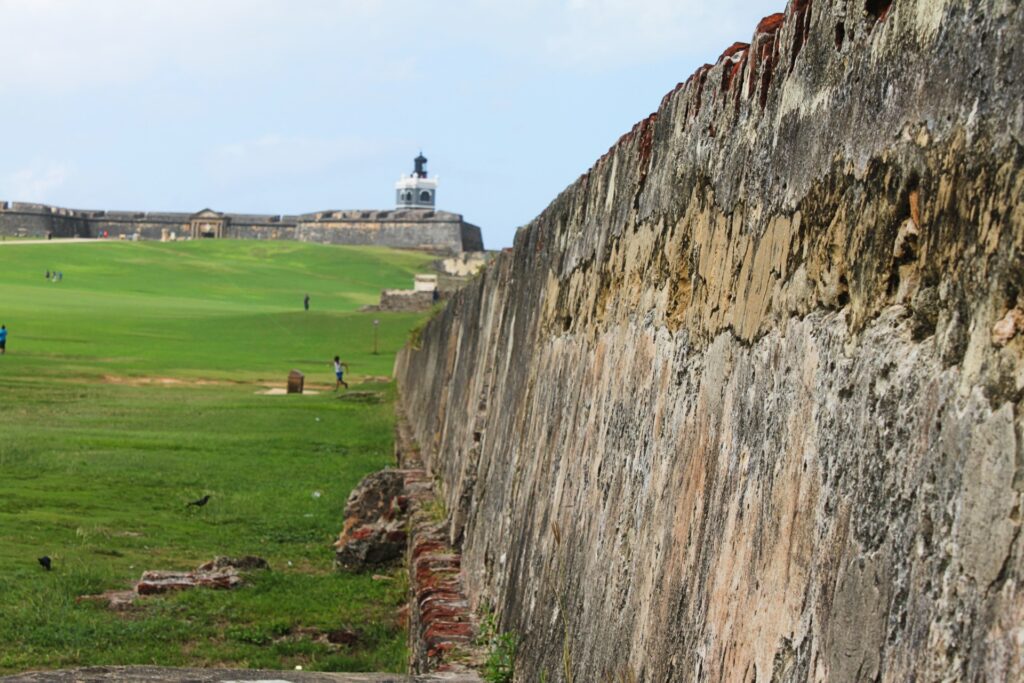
0, 240, 432, 382
0, 241, 436, 673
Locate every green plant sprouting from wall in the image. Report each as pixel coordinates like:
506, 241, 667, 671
478, 604, 518, 683
424, 492, 448, 524
407, 302, 447, 350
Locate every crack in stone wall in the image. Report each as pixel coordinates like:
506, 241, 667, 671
396, 1, 1023, 680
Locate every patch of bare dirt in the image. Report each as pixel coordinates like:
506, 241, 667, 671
100, 375, 233, 387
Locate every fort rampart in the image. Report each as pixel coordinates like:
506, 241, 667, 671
0, 202, 483, 254
395, 0, 1024, 680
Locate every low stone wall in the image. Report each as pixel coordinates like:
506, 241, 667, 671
395, 1, 1024, 680
394, 418, 483, 677
332, 413, 483, 679
373, 291, 439, 313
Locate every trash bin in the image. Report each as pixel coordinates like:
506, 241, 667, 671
287, 370, 304, 394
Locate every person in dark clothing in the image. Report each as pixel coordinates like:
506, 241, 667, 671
0, 325, 7, 354
304, 294, 310, 311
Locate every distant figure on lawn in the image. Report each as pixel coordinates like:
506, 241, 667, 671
45, 270, 50, 279
0, 324, 7, 355
333, 356, 349, 390
38, 556, 51, 571
304, 294, 310, 311
187, 494, 210, 508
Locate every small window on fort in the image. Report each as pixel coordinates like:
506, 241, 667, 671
403, 192, 413, 202
419, 191, 432, 202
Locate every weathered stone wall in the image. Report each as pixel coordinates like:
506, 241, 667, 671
395, 1, 1024, 680
295, 213, 478, 254
0, 203, 91, 238
0, 203, 482, 253
374, 291, 440, 313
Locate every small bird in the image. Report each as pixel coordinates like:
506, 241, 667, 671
38, 556, 51, 571
186, 494, 211, 508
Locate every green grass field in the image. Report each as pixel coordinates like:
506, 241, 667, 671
0, 240, 435, 673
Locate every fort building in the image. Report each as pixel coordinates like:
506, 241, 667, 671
0, 154, 483, 254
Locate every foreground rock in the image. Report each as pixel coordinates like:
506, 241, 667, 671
395, 0, 1024, 680
135, 568, 242, 595
198, 555, 271, 572
334, 470, 410, 570
78, 557, 268, 609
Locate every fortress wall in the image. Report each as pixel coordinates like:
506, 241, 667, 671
87, 218, 187, 240
0, 205, 90, 238
295, 218, 470, 254
231, 223, 298, 241
0, 204, 478, 252
395, 1, 1024, 680
459, 222, 484, 253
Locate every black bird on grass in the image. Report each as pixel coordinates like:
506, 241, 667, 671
38, 556, 51, 571
186, 494, 211, 508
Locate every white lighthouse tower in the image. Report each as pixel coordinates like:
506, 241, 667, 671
395, 152, 438, 209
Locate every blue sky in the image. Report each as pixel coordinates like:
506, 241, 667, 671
0, 0, 783, 248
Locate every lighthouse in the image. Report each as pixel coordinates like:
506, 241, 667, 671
395, 152, 438, 209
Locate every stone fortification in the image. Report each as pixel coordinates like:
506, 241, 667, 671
0, 202, 482, 254
395, 0, 1024, 680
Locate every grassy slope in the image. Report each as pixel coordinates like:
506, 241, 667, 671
0, 241, 429, 381
0, 241, 435, 673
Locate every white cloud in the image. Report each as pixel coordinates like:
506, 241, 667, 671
0, 0, 789, 93
1, 161, 70, 202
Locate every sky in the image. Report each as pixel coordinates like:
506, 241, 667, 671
0, 0, 784, 249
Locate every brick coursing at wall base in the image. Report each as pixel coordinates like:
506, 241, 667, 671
395, 0, 1024, 681
0, 202, 482, 254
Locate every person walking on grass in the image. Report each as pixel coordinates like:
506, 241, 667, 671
0, 324, 7, 355
333, 355, 349, 390
304, 293, 310, 311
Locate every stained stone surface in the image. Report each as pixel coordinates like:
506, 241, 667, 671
334, 470, 410, 570
395, 0, 1024, 680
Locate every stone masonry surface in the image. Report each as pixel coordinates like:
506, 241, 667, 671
395, 0, 1024, 681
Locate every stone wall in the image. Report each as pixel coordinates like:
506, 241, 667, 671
0, 203, 90, 238
294, 212, 478, 253
375, 291, 439, 313
395, 1, 1024, 681
0, 203, 482, 253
